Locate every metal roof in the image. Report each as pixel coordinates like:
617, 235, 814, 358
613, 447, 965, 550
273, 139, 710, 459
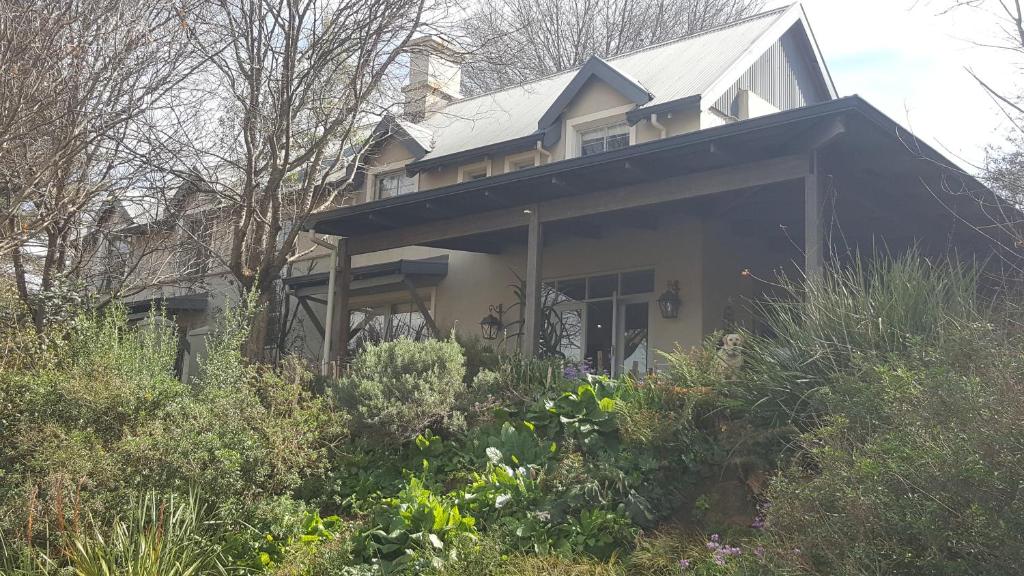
408, 6, 795, 164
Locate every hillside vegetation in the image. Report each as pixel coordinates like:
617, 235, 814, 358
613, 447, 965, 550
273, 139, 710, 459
1, 255, 1022, 575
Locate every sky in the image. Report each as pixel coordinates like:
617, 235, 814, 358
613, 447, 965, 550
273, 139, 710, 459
771, 0, 1022, 170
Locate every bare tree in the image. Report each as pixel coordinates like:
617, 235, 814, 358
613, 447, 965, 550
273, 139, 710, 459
135, 0, 440, 358
917, 1, 1024, 265
458, 0, 765, 95
0, 0, 197, 327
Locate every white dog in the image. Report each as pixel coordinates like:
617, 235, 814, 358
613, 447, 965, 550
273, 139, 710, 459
717, 333, 745, 372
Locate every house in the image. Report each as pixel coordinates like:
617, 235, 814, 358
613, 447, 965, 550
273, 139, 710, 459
287, 3, 998, 376
93, 3, 998, 378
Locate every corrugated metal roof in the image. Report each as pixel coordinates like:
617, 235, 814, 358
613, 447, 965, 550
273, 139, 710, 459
414, 6, 791, 161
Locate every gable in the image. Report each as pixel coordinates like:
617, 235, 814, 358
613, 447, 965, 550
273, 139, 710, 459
713, 25, 832, 117
537, 56, 652, 132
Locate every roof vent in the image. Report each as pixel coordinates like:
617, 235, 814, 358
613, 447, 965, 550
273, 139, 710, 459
402, 36, 463, 122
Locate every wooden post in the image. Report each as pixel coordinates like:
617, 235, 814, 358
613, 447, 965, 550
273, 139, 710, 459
522, 206, 543, 358
331, 237, 352, 368
320, 239, 339, 376
805, 150, 824, 282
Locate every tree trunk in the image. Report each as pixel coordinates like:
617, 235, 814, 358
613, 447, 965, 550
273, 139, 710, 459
244, 286, 275, 364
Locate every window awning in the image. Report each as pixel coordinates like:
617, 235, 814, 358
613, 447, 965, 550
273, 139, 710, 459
125, 293, 209, 315
283, 256, 448, 299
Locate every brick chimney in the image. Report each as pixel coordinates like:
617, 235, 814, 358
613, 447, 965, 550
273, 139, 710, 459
402, 36, 463, 122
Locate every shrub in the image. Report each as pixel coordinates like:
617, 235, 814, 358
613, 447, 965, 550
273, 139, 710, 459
0, 295, 340, 544
333, 338, 466, 443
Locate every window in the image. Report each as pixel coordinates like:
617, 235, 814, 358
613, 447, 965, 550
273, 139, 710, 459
579, 122, 630, 157
101, 236, 130, 292
460, 163, 489, 182
505, 152, 537, 172
509, 158, 535, 171
375, 169, 416, 199
179, 217, 213, 279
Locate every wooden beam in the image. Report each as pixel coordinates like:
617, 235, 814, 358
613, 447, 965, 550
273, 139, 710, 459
805, 151, 824, 281
297, 297, 325, 339
522, 206, 543, 358
348, 154, 809, 255
403, 277, 440, 337
786, 116, 847, 154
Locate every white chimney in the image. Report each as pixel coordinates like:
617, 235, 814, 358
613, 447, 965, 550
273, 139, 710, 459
402, 36, 463, 122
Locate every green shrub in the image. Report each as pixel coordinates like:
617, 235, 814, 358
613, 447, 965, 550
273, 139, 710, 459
333, 338, 466, 443
759, 347, 1024, 575
0, 295, 339, 545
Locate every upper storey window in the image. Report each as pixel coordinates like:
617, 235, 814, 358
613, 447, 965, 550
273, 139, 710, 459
376, 169, 416, 199
579, 122, 630, 157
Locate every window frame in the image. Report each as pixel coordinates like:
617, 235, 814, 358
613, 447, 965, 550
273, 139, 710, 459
504, 150, 539, 173
373, 168, 417, 200
565, 104, 637, 159
578, 122, 630, 157
458, 160, 491, 182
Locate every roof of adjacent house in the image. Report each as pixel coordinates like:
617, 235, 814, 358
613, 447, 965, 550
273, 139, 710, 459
400, 3, 833, 167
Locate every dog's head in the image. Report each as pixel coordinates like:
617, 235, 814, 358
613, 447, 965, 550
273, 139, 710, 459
721, 333, 743, 352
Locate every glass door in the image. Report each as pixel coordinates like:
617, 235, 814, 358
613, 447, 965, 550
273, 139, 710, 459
617, 301, 650, 377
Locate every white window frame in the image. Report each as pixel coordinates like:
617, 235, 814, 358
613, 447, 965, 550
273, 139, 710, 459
367, 161, 418, 201
504, 150, 540, 173
565, 103, 637, 159
458, 159, 491, 182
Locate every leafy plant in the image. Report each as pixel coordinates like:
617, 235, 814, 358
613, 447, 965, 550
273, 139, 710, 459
355, 476, 477, 571
530, 382, 619, 453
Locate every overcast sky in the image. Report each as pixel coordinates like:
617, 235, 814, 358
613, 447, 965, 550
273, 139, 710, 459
772, 0, 1021, 170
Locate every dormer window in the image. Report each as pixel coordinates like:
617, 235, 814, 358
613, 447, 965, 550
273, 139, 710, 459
458, 161, 490, 182
579, 122, 630, 157
376, 169, 416, 199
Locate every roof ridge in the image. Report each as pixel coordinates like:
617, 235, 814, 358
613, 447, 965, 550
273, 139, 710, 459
433, 5, 792, 110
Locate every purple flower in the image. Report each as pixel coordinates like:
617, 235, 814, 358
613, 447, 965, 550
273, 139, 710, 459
710, 534, 720, 543
755, 546, 766, 560
678, 558, 691, 573
751, 515, 765, 529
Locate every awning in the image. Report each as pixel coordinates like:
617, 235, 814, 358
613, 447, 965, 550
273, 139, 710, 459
125, 293, 209, 315
283, 256, 448, 299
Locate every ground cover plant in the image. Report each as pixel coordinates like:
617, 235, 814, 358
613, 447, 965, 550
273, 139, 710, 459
1, 253, 1022, 574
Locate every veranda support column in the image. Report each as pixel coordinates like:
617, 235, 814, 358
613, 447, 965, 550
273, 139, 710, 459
804, 150, 824, 281
331, 237, 352, 370
320, 239, 339, 375
522, 205, 543, 358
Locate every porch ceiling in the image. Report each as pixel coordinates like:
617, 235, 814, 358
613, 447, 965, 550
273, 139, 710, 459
307, 96, 1002, 257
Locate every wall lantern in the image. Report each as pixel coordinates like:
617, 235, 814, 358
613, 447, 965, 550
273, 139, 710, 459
657, 281, 682, 319
480, 304, 504, 340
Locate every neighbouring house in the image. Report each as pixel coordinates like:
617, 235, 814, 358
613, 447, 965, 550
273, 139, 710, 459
95, 3, 1002, 379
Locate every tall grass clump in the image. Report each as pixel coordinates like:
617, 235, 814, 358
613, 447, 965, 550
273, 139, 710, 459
735, 251, 993, 427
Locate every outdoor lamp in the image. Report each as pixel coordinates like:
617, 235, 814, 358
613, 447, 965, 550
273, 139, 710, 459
657, 281, 682, 319
480, 304, 504, 340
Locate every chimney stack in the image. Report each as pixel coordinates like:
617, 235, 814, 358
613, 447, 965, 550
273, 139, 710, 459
402, 36, 463, 122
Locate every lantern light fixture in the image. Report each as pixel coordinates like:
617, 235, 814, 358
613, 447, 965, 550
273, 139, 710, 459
480, 304, 504, 340
657, 281, 682, 319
